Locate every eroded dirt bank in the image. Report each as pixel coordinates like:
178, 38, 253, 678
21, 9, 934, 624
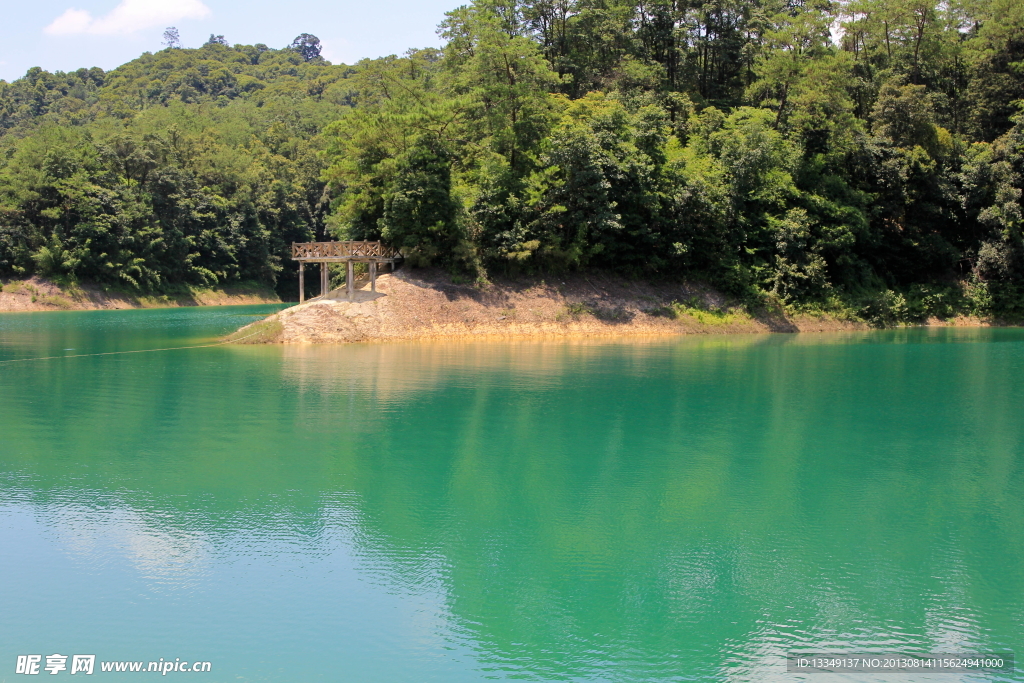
229, 268, 871, 344
0, 277, 280, 312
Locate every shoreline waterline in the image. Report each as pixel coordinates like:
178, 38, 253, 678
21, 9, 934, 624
0, 276, 280, 313
225, 269, 1015, 345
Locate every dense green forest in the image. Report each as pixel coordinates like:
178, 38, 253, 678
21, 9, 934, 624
3, 0, 1024, 322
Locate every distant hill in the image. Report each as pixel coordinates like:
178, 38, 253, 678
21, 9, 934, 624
0, 39, 355, 298
0, 40, 356, 136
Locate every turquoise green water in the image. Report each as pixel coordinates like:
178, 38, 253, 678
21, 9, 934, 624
1, 307, 1023, 682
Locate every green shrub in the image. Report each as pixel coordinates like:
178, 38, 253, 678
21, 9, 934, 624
906, 284, 961, 320
861, 290, 909, 328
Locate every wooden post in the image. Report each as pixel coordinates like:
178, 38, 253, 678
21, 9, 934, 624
290, 244, 397, 300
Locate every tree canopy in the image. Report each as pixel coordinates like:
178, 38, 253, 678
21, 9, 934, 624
2, 2, 1024, 319
0, 37, 349, 297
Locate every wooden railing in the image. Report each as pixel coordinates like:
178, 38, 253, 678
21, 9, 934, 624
291, 241, 402, 261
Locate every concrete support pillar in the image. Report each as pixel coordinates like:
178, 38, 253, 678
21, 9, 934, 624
346, 261, 355, 300
321, 263, 328, 298
370, 261, 377, 293
298, 262, 305, 303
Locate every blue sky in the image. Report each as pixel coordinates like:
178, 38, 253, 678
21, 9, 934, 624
0, 0, 460, 82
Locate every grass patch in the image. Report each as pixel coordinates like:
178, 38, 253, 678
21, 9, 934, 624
558, 300, 630, 322
36, 294, 74, 309
650, 297, 744, 326
557, 301, 595, 321
46, 275, 85, 300
224, 317, 283, 344
679, 305, 740, 325
786, 294, 862, 322
565, 301, 595, 317
2, 280, 78, 304
594, 306, 629, 321
135, 294, 177, 307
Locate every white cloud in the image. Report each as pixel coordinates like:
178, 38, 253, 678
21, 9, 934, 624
46, 9, 94, 35
318, 39, 353, 66
44, 0, 211, 37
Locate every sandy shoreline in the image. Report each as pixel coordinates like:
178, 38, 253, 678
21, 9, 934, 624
0, 277, 280, 312
227, 268, 881, 345
1, 270, 1001, 342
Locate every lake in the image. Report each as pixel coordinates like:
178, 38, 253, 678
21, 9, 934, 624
1, 306, 1022, 681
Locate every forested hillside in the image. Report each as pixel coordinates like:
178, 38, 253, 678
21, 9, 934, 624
0, 34, 348, 296
3, 1, 1024, 322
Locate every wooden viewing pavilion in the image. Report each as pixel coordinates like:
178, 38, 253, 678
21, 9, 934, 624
291, 241, 403, 302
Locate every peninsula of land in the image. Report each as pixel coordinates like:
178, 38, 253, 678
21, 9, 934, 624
226, 268, 879, 345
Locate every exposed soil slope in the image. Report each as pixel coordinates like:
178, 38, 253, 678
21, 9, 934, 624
229, 268, 868, 344
0, 277, 280, 312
